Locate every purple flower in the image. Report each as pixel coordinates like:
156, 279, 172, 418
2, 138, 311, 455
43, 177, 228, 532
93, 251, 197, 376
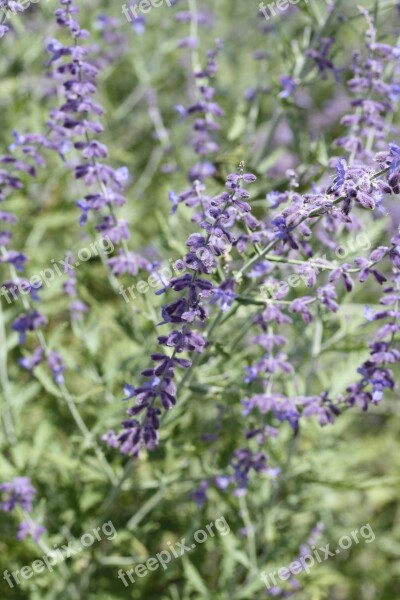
107, 166, 257, 457
272, 216, 299, 249
210, 279, 237, 312
388, 142, 400, 173
231, 448, 268, 490
0, 250, 28, 272
172, 40, 224, 203
122, 384, 136, 401
306, 38, 339, 81
17, 521, 46, 543
191, 480, 208, 507
0, 24, 9, 38
19, 347, 44, 372
188, 161, 217, 183
0, 477, 36, 512
101, 430, 120, 448
12, 310, 48, 345
328, 158, 348, 193
47, 351, 65, 385
69, 299, 88, 319
279, 76, 297, 99
108, 250, 150, 276
42, 0, 153, 294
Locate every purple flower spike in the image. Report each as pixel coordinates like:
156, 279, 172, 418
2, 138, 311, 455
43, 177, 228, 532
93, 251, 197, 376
0, 477, 36, 512
47, 351, 65, 385
17, 521, 46, 543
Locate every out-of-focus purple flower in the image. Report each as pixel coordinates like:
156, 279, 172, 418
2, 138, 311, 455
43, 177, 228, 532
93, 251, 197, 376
19, 347, 44, 372
306, 37, 340, 81
279, 76, 297, 99
231, 448, 268, 490
0, 24, 9, 38
108, 250, 151, 276
47, 351, 65, 385
178, 36, 199, 49
122, 384, 135, 401
191, 480, 208, 507
173, 40, 224, 192
12, 310, 48, 345
70, 299, 88, 319
0, 250, 28, 272
188, 161, 217, 183
210, 279, 236, 312
388, 142, 400, 173
101, 430, 120, 448
0, 477, 36, 512
17, 520, 46, 543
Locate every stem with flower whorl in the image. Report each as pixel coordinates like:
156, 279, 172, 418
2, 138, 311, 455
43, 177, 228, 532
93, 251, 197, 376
45, 0, 152, 289
238, 166, 390, 278
105, 165, 258, 457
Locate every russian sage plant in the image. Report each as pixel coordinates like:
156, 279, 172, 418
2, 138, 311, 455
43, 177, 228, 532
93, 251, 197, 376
0, 1, 399, 598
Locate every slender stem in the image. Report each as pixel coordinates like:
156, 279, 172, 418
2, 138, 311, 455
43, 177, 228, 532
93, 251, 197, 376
126, 488, 165, 530
239, 494, 258, 574
21, 510, 71, 580
0, 298, 16, 444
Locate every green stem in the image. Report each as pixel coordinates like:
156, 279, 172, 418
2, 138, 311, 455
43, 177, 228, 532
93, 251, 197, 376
0, 298, 16, 444
239, 494, 258, 574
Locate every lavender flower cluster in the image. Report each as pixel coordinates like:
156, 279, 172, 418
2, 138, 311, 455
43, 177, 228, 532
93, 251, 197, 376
0, 477, 45, 542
